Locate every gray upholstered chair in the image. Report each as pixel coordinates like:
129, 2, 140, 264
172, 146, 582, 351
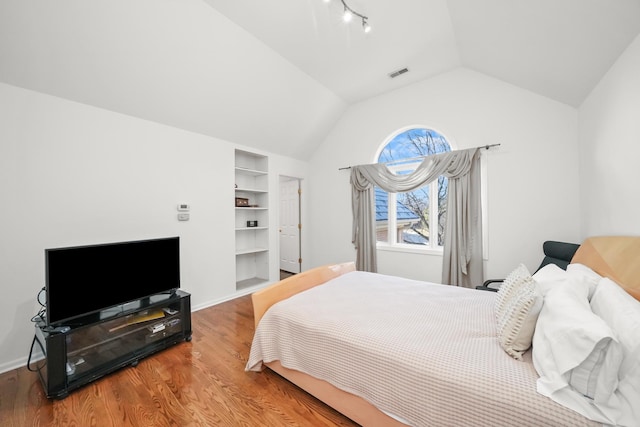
477, 240, 581, 292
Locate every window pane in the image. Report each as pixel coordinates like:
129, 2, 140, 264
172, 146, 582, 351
375, 187, 388, 243
375, 127, 451, 249
397, 187, 429, 245
378, 128, 450, 164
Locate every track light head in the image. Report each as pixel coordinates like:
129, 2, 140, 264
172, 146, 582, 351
326, 0, 370, 33
362, 19, 371, 33
343, 8, 353, 22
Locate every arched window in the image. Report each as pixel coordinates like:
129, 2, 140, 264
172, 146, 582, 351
375, 127, 452, 250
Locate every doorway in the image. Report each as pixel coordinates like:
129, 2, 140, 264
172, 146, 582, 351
279, 176, 301, 275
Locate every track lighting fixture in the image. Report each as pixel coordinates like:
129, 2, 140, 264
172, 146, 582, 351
324, 0, 371, 33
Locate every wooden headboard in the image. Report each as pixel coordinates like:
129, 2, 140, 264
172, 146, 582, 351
572, 236, 640, 301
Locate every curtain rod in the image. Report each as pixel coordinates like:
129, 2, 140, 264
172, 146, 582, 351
338, 143, 501, 171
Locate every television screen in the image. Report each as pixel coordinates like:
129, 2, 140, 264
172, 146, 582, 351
45, 237, 180, 326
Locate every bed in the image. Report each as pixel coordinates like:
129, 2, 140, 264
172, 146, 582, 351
246, 236, 640, 426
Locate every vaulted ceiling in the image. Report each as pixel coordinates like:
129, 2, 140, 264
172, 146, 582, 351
1, 0, 639, 160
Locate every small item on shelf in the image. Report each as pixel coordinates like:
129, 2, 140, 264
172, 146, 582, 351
108, 310, 165, 332
166, 318, 181, 327
149, 323, 166, 333
235, 197, 249, 207
247, 220, 258, 227
65, 362, 75, 375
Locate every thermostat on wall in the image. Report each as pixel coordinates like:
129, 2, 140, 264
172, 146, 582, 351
177, 204, 190, 212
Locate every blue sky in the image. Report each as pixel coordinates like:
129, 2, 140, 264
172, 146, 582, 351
378, 128, 450, 164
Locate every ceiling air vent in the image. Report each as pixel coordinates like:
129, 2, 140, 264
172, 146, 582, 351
388, 67, 409, 78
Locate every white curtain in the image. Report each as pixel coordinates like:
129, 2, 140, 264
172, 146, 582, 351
350, 147, 483, 287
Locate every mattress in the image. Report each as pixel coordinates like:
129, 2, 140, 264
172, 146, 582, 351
246, 271, 599, 427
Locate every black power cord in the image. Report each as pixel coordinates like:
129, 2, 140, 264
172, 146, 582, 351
27, 287, 47, 372
26, 335, 46, 372
30, 287, 47, 324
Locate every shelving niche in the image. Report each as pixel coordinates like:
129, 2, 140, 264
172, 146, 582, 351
235, 149, 269, 290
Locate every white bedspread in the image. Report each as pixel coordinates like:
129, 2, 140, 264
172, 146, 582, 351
246, 271, 599, 427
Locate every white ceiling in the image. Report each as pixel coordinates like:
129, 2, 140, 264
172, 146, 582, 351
1, 0, 639, 160
206, 0, 640, 106
204, 0, 461, 104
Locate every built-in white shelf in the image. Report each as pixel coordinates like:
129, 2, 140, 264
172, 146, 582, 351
235, 247, 269, 256
235, 188, 267, 193
235, 149, 269, 290
236, 277, 267, 290
235, 166, 267, 177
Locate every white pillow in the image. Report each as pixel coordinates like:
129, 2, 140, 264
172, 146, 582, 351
566, 263, 602, 299
532, 263, 568, 296
590, 277, 640, 427
496, 277, 542, 360
533, 263, 601, 299
495, 263, 531, 320
532, 283, 624, 424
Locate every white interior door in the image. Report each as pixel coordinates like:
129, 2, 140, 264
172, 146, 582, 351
279, 178, 300, 273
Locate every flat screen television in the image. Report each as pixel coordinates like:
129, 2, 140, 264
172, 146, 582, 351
45, 237, 180, 326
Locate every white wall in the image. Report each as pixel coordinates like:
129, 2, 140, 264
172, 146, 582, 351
0, 0, 346, 160
578, 34, 640, 236
307, 68, 582, 283
0, 82, 309, 373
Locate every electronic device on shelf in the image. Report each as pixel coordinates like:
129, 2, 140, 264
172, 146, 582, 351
45, 237, 181, 327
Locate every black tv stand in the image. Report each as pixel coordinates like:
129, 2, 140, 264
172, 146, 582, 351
34, 290, 192, 399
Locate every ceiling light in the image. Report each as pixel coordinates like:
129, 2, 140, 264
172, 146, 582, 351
325, 0, 371, 33
343, 8, 353, 22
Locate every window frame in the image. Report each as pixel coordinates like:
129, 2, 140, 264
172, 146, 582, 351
374, 126, 453, 254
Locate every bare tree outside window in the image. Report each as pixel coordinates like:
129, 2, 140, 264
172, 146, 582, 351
376, 128, 451, 247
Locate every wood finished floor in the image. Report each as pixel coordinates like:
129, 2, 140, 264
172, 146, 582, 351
0, 294, 359, 427
279, 270, 296, 280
